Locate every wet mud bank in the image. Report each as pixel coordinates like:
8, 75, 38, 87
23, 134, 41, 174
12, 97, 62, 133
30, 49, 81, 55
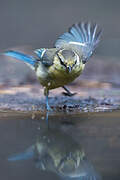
0, 83, 120, 112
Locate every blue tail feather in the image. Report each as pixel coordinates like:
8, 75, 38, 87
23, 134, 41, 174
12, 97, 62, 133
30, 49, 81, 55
8, 151, 34, 161
8, 146, 34, 161
3, 50, 36, 66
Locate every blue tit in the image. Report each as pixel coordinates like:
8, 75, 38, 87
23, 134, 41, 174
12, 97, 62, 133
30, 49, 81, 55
3, 22, 102, 110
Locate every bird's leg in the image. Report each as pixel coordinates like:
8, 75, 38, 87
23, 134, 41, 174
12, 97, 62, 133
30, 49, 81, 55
44, 88, 52, 111
62, 86, 76, 96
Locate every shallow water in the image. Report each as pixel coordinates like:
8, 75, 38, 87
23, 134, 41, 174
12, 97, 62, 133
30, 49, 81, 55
0, 110, 120, 180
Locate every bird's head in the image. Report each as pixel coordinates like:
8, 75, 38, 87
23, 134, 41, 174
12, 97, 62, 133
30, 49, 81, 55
56, 49, 80, 73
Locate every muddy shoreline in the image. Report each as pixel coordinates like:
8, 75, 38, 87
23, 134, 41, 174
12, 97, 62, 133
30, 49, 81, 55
0, 82, 119, 112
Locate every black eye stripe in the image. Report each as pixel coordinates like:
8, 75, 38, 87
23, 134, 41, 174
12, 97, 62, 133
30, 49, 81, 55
57, 53, 77, 68
74, 59, 77, 65
82, 55, 87, 64
57, 54, 66, 67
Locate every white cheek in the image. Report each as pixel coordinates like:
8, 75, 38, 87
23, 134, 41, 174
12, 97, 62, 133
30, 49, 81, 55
76, 54, 80, 65
36, 63, 48, 78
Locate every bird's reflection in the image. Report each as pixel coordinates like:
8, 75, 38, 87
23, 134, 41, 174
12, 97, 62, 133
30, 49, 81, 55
8, 114, 102, 180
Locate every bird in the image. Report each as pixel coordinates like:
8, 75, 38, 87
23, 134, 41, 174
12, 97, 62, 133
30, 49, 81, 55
3, 22, 102, 110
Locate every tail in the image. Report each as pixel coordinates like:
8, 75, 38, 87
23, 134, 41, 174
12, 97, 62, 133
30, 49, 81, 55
8, 146, 34, 161
3, 50, 36, 66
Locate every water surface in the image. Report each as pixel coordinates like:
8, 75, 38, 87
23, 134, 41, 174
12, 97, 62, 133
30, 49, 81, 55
0, 111, 120, 180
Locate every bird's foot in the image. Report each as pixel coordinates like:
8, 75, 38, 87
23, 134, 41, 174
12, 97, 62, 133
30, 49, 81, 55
62, 91, 77, 97
62, 86, 77, 96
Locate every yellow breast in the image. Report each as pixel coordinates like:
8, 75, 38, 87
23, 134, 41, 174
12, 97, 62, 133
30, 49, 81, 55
35, 57, 85, 90
47, 57, 85, 89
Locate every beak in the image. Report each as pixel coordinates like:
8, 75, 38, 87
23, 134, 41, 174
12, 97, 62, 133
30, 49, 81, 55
67, 66, 72, 73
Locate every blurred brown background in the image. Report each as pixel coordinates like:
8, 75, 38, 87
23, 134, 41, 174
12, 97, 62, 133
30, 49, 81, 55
0, 0, 120, 87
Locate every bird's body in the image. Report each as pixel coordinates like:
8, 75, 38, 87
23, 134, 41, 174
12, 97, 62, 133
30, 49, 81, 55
35, 48, 85, 90
3, 22, 102, 110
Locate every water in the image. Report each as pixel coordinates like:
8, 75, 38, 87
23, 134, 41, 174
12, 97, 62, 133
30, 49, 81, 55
0, 111, 120, 180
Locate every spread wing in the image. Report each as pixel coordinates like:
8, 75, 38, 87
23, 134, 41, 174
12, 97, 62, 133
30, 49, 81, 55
55, 22, 102, 61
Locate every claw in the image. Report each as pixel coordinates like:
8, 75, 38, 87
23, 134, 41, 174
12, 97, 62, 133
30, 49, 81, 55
62, 86, 77, 97
62, 92, 77, 97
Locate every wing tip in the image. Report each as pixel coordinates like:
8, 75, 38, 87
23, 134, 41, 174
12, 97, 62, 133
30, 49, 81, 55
73, 21, 102, 45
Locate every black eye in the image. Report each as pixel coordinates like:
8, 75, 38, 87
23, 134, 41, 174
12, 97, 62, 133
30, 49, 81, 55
57, 53, 66, 67
82, 56, 88, 64
74, 59, 77, 65
82, 60, 87, 64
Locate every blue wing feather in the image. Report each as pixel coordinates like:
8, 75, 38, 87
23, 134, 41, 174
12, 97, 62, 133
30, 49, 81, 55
3, 51, 36, 66
87, 23, 91, 42
92, 24, 97, 43
55, 22, 102, 51
69, 27, 80, 41
34, 48, 46, 59
74, 23, 84, 42
60, 32, 75, 42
